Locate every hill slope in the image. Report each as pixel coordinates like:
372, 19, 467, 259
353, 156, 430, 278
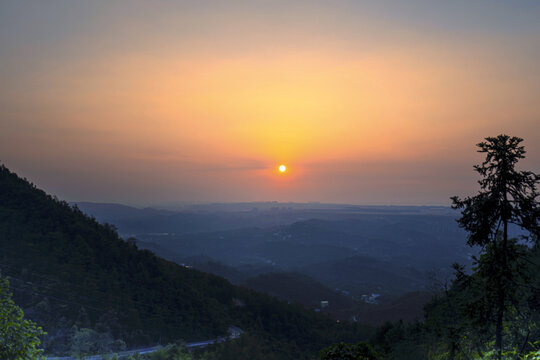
0, 165, 369, 358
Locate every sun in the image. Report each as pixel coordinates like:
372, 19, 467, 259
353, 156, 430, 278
279, 164, 287, 173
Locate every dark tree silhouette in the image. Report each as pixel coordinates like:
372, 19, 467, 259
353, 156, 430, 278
319, 342, 379, 360
451, 134, 539, 359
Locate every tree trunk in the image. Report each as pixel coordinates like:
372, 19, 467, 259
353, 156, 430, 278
496, 267, 504, 360
496, 183, 509, 360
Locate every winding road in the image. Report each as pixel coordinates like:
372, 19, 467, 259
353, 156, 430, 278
46, 335, 231, 359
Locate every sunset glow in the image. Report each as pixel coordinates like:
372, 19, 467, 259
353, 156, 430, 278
0, 1, 538, 205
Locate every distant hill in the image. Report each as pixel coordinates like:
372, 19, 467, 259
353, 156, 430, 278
243, 272, 431, 325
301, 255, 429, 295
245, 272, 357, 311
0, 165, 369, 358
76, 200, 472, 298
74, 201, 240, 236
74, 201, 461, 241
132, 217, 468, 296
74, 202, 162, 219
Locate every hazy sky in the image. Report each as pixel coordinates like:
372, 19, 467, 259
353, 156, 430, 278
1, 0, 539, 206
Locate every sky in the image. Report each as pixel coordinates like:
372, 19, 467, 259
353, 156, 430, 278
1, 0, 539, 206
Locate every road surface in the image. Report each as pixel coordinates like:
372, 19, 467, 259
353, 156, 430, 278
46, 336, 229, 359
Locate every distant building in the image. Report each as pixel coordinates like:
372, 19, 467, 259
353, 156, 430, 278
360, 293, 380, 304
228, 326, 243, 339
320, 300, 329, 308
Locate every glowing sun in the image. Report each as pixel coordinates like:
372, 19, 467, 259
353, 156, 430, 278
279, 164, 287, 173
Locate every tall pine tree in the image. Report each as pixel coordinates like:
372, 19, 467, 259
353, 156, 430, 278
451, 134, 539, 359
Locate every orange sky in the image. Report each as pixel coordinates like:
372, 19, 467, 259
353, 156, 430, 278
1, 1, 538, 205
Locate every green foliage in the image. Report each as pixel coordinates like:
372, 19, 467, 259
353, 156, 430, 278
146, 344, 202, 360
127, 353, 145, 360
112, 344, 213, 360
204, 332, 305, 360
0, 274, 45, 360
463, 341, 540, 360
318, 342, 379, 360
370, 321, 428, 360
69, 326, 126, 358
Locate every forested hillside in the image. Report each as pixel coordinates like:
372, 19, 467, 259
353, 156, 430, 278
0, 165, 370, 358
